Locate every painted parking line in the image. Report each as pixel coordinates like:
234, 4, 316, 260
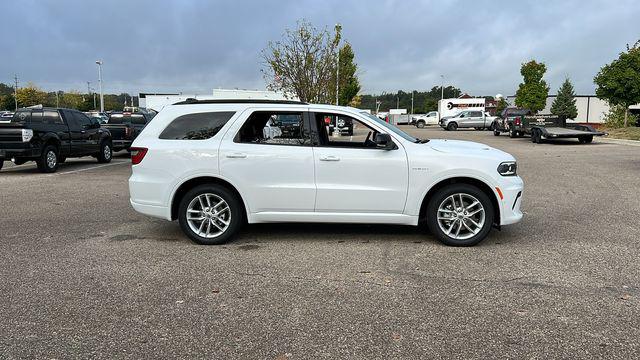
47, 161, 130, 176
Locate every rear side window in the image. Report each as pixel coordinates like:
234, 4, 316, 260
43, 110, 64, 125
159, 111, 235, 140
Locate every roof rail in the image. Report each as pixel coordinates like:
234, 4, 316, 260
173, 99, 309, 105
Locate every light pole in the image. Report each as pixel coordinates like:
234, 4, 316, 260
96, 60, 104, 112
335, 23, 341, 106
411, 91, 414, 115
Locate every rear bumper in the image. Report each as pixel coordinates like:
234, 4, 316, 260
130, 199, 171, 220
112, 140, 132, 150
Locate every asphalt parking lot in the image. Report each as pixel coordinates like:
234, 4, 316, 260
1, 127, 638, 359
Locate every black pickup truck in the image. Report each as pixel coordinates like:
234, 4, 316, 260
101, 111, 153, 151
0, 108, 113, 173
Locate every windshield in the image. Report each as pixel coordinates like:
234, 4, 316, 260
361, 112, 418, 142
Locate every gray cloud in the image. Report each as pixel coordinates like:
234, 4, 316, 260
1, 0, 638, 96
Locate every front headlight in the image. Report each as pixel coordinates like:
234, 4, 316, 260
497, 161, 517, 176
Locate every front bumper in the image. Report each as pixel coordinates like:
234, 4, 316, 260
0, 146, 40, 160
496, 176, 524, 226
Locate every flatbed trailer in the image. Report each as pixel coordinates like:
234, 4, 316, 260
506, 114, 606, 144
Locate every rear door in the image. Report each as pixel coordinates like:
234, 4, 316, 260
73, 111, 100, 154
219, 108, 316, 214
468, 111, 484, 127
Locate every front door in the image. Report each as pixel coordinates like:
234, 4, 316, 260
310, 111, 409, 213
219, 109, 316, 213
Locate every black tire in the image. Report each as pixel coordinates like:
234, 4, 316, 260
493, 129, 501, 136
426, 184, 494, 247
178, 184, 243, 245
578, 136, 593, 144
531, 129, 540, 143
416, 121, 426, 129
509, 127, 518, 138
36, 145, 59, 173
447, 122, 458, 131
97, 141, 113, 163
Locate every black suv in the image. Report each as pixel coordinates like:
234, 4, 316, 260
0, 108, 113, 173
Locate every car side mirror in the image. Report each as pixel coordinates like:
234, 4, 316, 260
375, 133, 396, 150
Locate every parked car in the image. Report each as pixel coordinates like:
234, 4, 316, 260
412, 111, 439, 128
85, 111, 109, 124
102, 111, 153, 152
128, 99, 524, 247
440, 110, 497, 131
0, 108, 113, 172
0, 112, 14, 123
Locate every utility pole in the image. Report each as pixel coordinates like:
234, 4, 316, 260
56, 92, 59, 108
396, 96, 399, 109
96, 60, 104, 112
14, 74, 18, 111
440, 75, 444, 100
411, 91, 414, 115
335, 23, 341, 106
87, 81, 91, 95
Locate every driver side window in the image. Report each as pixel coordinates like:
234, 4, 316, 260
313, 113, 379, 148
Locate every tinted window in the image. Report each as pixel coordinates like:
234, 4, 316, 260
130, 115, 147, 125
236, 111, 309, 146
30, 110, 43, 124
159, 111, 235, 140
471, 111, 483, 117
43, 110, 64, 125
73, 112, 92, 127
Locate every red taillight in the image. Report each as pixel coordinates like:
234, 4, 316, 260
324, 116, 331, 125
514, 117, 522, 126
130, 147, 148, 165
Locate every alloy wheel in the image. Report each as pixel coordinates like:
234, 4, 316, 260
186, 193, 231, 238
437, 193, 485, 240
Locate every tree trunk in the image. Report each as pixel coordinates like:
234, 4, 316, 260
624, 108, 628, 127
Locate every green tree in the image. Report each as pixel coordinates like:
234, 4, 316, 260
515, 60, 549, 113
262, 20, 341, 103
594, 41, 640, 127
336, 42, 360, 106
551, 78, 578, 121
0, 94, 15, 110
495, 97, 508, 114
16, 83, 47, 107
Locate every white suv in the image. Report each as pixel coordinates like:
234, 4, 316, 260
129, 99, 523, 246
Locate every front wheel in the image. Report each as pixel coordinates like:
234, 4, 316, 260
416, 121, 425, 129
97, 141, 112, 163
447, 122, 458, 131
178, 185, 243, 245
426, 184, 494, 246
493, 129, 501, 136
36, 145, 59, 173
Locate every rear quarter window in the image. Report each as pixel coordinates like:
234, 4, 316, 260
159, 111, 236, 140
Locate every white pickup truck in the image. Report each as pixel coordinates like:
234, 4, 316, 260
440, 110, 498, 131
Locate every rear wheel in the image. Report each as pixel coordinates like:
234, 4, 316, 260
97, 141, 112, 163
578, 135, 593, 144
509, 127, 518, 138
447, 122, 458, 131
178, 184, 243, 245
426, 184, 494, 246
493, 129, 501, 136
416, 120, 425, 129
36, 145, 59, 173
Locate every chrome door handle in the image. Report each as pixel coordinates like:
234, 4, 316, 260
319, 155, 340, 161
226, 153, 247, 159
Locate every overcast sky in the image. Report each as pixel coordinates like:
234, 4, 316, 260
1, 0, 638, 96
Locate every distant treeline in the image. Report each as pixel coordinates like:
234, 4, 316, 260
0, 82, 137, 111
360, 86, 463, 113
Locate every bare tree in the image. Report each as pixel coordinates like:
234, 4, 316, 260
261, 20, 341, 103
